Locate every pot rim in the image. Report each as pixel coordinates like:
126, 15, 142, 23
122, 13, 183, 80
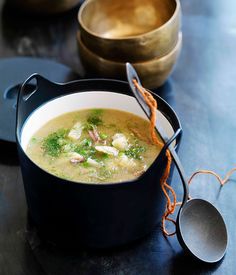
16, 77, 182, 187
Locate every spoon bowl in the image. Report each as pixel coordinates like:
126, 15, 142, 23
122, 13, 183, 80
177, 198, 227, 263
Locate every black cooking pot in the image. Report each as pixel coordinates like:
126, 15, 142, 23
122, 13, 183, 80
16, 74, 182, 248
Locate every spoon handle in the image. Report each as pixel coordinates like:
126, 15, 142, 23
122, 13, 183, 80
126, 63, 169, 143
126, 62, 189, 206
169, 144, 189, 206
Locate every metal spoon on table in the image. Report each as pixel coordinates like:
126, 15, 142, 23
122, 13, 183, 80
126, 63, 228, 263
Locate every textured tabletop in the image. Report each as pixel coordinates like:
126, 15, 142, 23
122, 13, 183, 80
0, 0, 236, 274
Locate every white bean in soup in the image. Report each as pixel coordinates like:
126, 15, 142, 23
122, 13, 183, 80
26, 109, 162, 183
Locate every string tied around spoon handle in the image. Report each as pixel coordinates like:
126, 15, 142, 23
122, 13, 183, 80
132, 79, 178, 236
132, 79, 236, 237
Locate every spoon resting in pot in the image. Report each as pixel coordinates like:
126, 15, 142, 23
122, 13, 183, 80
126, 63, 227, 263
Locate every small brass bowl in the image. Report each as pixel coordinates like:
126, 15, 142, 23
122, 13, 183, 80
78, 0, 181, 62
77, 32, 182, 89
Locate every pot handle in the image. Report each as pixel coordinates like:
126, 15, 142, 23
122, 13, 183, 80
19, 73, 39, 102
156, 127, 182, 182
160, 128, 182, 154
158, 127, 189, 206
157, 128, 182, 164
18, 73, 61, 104
16, 74, 61, 140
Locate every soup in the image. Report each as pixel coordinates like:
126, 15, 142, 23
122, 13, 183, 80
26, 108, 161, 183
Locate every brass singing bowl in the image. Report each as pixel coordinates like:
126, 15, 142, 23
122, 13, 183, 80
77, 32, 182, 89
78, 0, 181, 62
7, 0, 82, 14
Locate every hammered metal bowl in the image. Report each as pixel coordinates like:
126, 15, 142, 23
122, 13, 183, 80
77, 31, 182, 89
78, 0, 181, 62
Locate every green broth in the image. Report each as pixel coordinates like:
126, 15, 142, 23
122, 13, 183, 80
26, 109, 162, 183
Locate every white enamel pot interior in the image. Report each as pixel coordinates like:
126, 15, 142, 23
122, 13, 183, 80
21, 91, 175, 155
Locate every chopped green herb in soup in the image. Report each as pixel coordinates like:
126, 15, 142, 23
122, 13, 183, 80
26, 109, 162, 183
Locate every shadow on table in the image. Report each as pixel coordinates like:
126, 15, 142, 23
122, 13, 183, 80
24, 214, 224, 275
0, 141, 18, 165
25, 214, 176, 274
171, 251, 224, 275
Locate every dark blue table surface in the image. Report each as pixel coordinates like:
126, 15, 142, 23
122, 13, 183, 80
0, 0, 236, 274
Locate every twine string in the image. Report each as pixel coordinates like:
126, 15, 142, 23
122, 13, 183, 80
133, 79, 236, 236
